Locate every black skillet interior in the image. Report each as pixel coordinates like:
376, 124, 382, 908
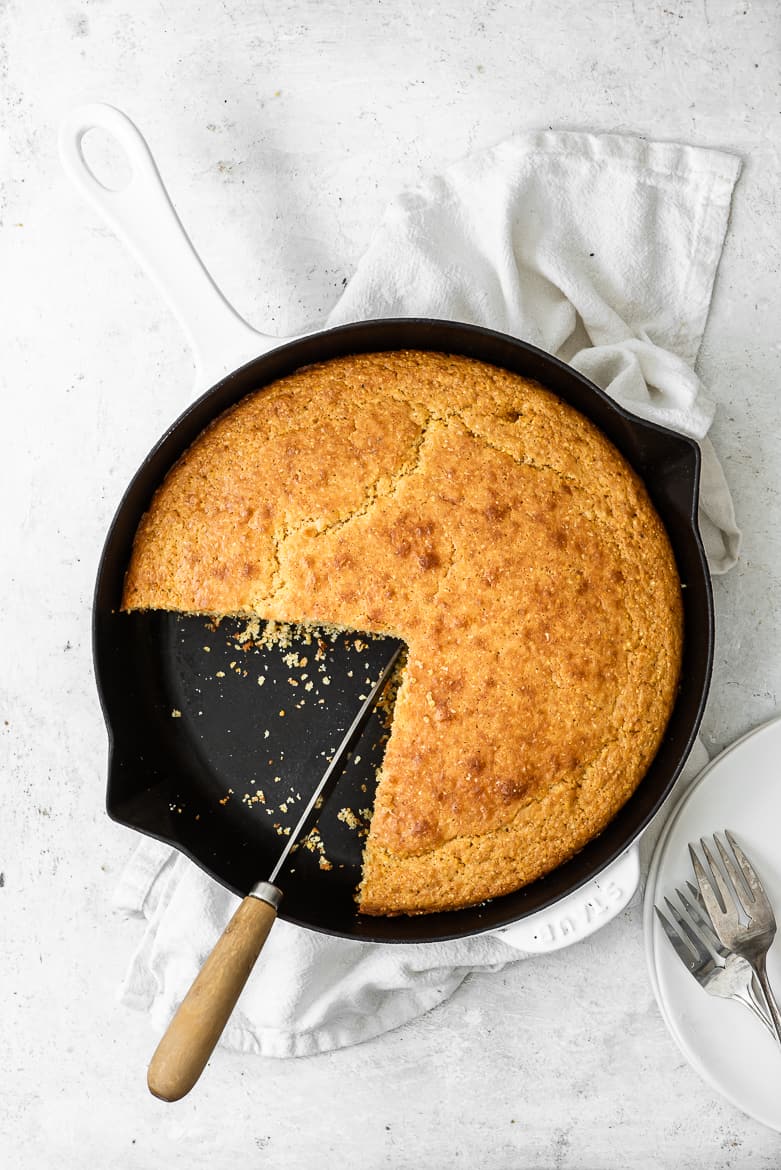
95, 319, 713, 942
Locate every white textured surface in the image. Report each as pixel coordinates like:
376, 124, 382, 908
2, 1, 781, 1166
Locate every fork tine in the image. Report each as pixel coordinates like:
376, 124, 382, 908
715, 832, 753, 910
676, 884, 727, 957
725, 830, 764, 905
684, 879, 724, 942
689, 842, 727, 922
702, 838, 741, 916
685, 879, 706, 910
655, 905, 700, 973
663, 896, 712, 966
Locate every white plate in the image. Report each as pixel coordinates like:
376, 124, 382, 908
644, 715, 781, 1132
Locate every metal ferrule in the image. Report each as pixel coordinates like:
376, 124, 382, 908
249, 881, 283, 909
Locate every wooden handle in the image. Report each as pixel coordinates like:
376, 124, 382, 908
147, 892, 278, 1101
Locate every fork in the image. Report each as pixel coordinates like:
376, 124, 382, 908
690, 830, 781, 1046
655, 883, 773, 1034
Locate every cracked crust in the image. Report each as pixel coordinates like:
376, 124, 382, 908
123, 351, 683, 915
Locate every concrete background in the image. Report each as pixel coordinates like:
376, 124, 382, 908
2, 0, 780, 1165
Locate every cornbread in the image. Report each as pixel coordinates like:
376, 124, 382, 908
123, 351, 683, 915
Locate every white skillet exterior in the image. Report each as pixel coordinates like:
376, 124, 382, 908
58, 103, 284, 393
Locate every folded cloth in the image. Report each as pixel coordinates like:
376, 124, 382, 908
114, 129, 741, 1057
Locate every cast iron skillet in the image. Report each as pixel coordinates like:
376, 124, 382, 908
64, 106, 714, 945
94, 315, 713, 941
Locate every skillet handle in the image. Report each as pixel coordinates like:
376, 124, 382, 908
147, 883, 281, 1102
58, 103, 285, 391
494, 846, 640, 953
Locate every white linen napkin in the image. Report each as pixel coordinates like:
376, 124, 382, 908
113, 129, 742, 1057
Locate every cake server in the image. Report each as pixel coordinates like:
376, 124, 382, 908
147, 642, 402, 1103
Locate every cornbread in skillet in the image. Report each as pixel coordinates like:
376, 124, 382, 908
123, 351, 683, 915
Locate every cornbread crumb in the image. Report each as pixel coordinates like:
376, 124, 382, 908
338, 807, 361, 830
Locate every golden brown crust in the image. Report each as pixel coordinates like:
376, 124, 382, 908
123, 351, 683, 915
